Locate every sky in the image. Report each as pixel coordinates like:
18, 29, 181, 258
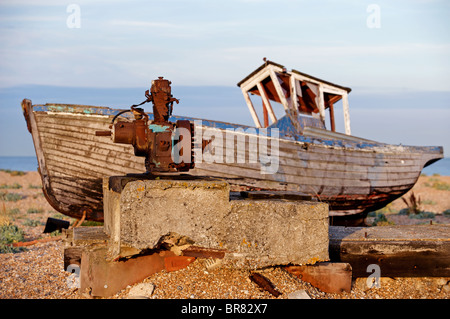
0, 0, 449, 157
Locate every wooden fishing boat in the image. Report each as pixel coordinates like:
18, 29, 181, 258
21, 60, 443, 224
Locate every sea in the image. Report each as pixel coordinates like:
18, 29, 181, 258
0, 156, 449, 176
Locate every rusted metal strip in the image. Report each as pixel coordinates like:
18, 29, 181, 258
285, 262, 352, 293
12, 235, 63, 247
181, 246, 227, 259
249, 272, 281, 297
164, 256, 196, 272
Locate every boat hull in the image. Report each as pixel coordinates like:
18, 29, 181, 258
22, 100, 443, 223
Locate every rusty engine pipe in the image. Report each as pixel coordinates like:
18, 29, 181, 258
96, 77, 194, 173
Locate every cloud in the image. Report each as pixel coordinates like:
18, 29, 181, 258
222, 43, 450, 59
109, 20, 180, 29
0, 0, 124, 6
214, 43, 450, 90
0, 15, 64, 22
0, 0, 448, 91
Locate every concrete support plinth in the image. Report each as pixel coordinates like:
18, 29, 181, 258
223, 200, 329, 268
103, 175, 329, 269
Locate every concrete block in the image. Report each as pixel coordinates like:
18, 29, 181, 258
221, 199, 329, 268
104, 176, 230, 256
103, 175, 330, 269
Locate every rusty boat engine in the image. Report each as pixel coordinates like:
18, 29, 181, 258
96, 77, 194, 173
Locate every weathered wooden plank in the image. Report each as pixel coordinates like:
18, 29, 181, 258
270, 147, 420, 169
50, 174, 102, 195
192, 164, 414, 198
43, 141, 143, 173
52, 188, 99, 207
45, 153, 129, 178
201, 154, 421, 182
278, 157, 421, 175
205, 149, 422, 184
68, 226, 108, 245
42, 134, 126, 158
201, 143, 423, 178
37, 120, 108, 138
329, 225, 450, 277
50, 179, 102, 202
41, 134, 145, 172
48, 161, 107, 179
38, 126, 136, 154
43, 148, 140, 176
63, 227, 108, 271
37, 112, 111, 128
208, 125, 430, 161
196, 162, 418, 189
197, 163, 370, 188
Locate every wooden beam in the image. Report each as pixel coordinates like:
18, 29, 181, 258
328, 101, 336, 132
269, 69, 303, 132
262, 101, 269, 127
241, 88, 262, 128
295, 77, 302, 98
290, 69, 352, 94
256, 82, 277, 125
269, 69, 289, 112
290, 76, 300, 114
239, 64, 284, 94
329, 225, 450, 277
316, 84, 326, 123
326, 93, 343, 105
322, 85, 349, 96
342, 93, 351, 135
22, 100, 52, 198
